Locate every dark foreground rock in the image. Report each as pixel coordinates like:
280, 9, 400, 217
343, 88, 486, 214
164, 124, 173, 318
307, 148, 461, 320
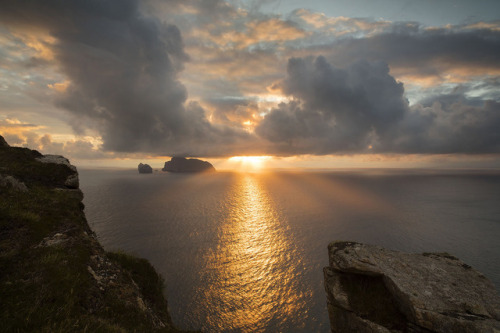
324, 241, 500, 333
0, 135, 8, 147
162, 157, 215, 173
0, 135, 186, 332
138, 163, 153, 174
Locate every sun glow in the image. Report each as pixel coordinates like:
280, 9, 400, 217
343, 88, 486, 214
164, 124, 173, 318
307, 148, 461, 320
228, 156, 272, 172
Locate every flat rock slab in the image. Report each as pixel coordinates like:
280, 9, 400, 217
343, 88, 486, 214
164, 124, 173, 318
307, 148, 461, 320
324, 241, 500, 333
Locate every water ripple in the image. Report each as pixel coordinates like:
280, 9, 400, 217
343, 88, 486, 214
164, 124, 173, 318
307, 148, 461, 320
201, 174, 308, 332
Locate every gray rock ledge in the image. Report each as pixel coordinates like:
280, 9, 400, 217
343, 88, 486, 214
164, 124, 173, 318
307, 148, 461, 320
0, 174, 28, 192
36, 154, 79, 188
324, 241, 500, 333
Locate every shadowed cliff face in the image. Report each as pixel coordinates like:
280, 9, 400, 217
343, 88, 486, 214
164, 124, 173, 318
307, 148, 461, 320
324, 241, 500, 333
0, 135, 186, 332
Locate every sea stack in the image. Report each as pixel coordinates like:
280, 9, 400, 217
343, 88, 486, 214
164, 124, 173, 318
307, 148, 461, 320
162, 157, 215, 173
324, 241, 500, 333
138, 163, 153, 174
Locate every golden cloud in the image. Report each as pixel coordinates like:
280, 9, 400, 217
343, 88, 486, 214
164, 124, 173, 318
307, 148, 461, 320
392, 63, 500, 88
189, 17, 308, 50
47, 80, 70, 93
10, 29, 56, 61
294, 9, 391, 37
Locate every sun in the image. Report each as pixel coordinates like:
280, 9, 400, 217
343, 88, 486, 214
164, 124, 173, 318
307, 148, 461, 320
228, 156, 271, 172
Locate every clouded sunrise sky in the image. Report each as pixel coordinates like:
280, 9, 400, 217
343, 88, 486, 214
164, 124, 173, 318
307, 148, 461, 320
1, 0, 500, 169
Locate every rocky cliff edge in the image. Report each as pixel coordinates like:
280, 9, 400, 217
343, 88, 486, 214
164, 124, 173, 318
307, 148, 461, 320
0, 135, 187, 332
324, 241, 500, 332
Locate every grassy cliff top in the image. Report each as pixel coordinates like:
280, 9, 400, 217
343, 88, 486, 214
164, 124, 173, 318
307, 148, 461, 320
0, 136, 188, 332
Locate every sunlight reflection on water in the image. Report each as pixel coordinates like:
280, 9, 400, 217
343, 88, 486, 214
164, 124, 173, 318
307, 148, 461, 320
202, 174, 308, 332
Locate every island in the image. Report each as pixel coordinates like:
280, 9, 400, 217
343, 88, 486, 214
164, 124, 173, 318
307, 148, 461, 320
0, 135, 184, 332
138, 163, 153, 174
162, 156, 215, 173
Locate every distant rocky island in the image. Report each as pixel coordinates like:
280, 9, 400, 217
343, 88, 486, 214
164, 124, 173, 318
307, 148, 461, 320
138, 163, 153, 174
0, 135, 184, 332
162, 157, 215, 173
324, 241, 500, 332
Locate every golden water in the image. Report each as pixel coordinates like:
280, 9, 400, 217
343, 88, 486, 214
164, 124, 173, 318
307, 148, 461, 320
201, 174, 307, 331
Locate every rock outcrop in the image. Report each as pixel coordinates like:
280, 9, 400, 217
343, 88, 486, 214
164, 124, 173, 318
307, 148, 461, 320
324, 241, 500, 333
0, 135, 8, 147
0, 174, 28, 192
0, 135, 184, 332
37, 154, 79, 188
138, 163, 153, 174
162, 156, 215, 173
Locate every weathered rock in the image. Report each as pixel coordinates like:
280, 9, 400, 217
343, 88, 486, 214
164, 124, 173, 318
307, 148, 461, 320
162, 156, 215, 173
138, 163, 153, 174
0, 174, 28, 192
36, 154, 79, 188
324, 241, 500, 333
37, 232, 69, 247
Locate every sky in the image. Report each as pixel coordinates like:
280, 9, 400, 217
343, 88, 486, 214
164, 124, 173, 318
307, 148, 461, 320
1, 0, 500, 169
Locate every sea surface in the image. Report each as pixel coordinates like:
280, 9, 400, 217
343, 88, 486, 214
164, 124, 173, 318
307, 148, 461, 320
79, 169, 500, 332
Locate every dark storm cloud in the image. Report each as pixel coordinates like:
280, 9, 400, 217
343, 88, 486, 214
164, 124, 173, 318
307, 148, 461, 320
0, 0, 246, 156
322, 23, 500, 78
256, 56, 500, 154
256, 56, 408, 154
385, 98, 500, 154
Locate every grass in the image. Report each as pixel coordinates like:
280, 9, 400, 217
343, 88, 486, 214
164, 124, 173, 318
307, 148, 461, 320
107, 252, 168, 312
0, 137, 189, 332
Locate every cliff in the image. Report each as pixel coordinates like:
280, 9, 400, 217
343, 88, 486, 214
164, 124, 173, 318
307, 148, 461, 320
0, 135, 186, 332
324, 241, 500, 333
162, 157, 215, 173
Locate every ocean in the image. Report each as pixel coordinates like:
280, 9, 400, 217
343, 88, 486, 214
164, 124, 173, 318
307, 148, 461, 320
79, 169, 500, 332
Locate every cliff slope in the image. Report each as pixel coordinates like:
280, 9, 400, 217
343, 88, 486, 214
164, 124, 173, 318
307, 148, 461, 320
0, 135, 186, 332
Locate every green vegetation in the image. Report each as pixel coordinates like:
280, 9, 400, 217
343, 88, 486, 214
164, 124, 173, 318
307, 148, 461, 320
0, 137, 188, 332
107, 252, 168, 313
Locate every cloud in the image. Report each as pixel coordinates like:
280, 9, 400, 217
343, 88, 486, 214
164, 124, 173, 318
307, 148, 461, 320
0, 118, 38, 129
256, 56, 500, 155
320, 22, 500, 86
2, 1, 500, 159
385, 98, 500, 154
0, 0, 248, 156
256, 56, 408, 154
292, 9, 391, 37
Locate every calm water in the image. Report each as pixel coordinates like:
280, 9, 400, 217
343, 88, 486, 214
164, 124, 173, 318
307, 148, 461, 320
80, 169, 500, 332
